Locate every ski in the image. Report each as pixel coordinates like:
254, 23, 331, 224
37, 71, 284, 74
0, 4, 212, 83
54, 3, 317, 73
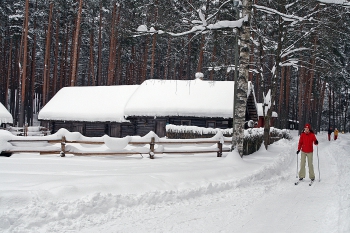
295, 180, 302, 185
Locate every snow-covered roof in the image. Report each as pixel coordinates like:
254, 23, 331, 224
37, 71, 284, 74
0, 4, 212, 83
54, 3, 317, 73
257, 103, 278, 118
124, 79, 235, 119
0, 102, 13, 124
38, 79, 262, 122
38, 85, 139, 122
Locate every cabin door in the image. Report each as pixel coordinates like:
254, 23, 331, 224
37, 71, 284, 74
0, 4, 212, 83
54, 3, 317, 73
155, 120, 166, 137
73, 123, 85, 135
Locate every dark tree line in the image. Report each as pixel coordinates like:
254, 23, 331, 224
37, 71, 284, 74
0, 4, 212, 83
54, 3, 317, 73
0, 0, 349, 133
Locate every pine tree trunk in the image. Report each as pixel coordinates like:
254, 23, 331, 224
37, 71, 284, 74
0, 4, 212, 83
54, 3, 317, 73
5, 38, 12, 108
97, 0, 103, 86
70, 0, 83, 86
209, 33, 217, 81
186, 34, 192, 80
89, 30, 95, 86
19, 0, 30, 126
141, 36, 149, 83
297, 64, 305, 132
107, 3, 117, 85
150, 34, 157, 79
61, 24, 69, 88
164, 38, 172, 79
115, 46, 121, 85
130, 45, 136, 84
150, 1, 158, 79
30, 3, 37, 124
52, 14, 60, 95
196, 35, 205, 73
43, 2, 54, 105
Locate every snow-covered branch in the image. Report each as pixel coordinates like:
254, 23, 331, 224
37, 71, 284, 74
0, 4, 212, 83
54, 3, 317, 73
317, 0, 350, 6
253, 4, 305, 22
281, 47, 311, 58
136, 17, 247, 37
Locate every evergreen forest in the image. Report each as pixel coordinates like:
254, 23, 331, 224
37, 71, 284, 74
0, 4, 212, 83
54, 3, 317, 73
0, 0, 349, 132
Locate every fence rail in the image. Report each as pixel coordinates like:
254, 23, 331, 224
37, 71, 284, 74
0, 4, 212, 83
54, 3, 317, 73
5, 135, 232, 159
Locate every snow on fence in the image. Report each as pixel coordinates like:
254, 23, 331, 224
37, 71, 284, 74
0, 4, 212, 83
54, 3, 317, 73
166, 124, 232, 138
0, 128, 231, 159
7, 125, 50, 136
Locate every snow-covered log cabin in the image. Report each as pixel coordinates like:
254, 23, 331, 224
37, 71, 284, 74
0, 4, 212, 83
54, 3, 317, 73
38, 85, 139, 137
38, 79, 262, 138
0, 102, 13, 128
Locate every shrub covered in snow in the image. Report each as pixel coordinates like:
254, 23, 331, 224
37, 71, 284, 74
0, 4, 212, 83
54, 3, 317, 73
166, 124, 292, 155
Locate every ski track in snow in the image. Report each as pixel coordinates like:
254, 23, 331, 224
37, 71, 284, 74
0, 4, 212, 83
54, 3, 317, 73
1, 134, 349, 232
82, 137, 345, 233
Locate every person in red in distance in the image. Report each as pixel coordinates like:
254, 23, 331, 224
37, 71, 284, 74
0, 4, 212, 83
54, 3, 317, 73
297, 123, 318, 181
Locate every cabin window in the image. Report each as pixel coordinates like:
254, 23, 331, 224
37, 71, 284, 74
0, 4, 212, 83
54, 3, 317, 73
207, 121, 216, 128
181, 120, 191, 126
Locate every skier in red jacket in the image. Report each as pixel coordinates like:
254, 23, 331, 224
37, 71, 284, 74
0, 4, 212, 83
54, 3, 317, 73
297, 123, 318, 181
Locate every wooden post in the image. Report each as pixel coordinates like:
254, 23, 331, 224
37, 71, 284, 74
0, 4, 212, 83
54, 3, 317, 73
60, 136, 66, 157
217, 142, 222, 157
246, 141, 249, 155
149, 137, 155, 159
24, 123, 28, 136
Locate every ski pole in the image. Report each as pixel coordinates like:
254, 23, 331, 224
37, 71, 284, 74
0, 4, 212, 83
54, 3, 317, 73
296, 152, 299, 178
317, 146, 321, 182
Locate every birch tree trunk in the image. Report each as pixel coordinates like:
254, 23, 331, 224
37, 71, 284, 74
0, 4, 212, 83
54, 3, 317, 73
232, 0, 253, 157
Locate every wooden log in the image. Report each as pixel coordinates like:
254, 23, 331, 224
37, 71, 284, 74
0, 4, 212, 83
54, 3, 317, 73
60, 136, 66, 157
149, 137, 155, 159
217, 142, 222, 157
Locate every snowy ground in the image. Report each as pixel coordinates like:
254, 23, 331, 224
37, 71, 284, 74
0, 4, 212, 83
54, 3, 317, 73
0, 130, 349, 233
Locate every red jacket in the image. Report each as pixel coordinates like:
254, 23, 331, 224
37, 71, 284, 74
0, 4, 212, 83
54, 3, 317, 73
298, 131, 317, 153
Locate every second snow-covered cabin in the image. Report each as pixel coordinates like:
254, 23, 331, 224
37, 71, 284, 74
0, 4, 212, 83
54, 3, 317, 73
0, 102, 13, 128
38, 85, 139, 137
124, 79, 259, 137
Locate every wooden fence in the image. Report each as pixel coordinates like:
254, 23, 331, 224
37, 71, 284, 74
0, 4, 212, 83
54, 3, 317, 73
4, 136, 232, 159
8, 125, 50, 136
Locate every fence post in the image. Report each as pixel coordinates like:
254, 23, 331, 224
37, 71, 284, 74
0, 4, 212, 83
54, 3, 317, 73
217, 142, 222, 157
60, 136, 66, 157
149, 137, 155, 159
24, 123, 28, 136
246, 141, 249, 155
